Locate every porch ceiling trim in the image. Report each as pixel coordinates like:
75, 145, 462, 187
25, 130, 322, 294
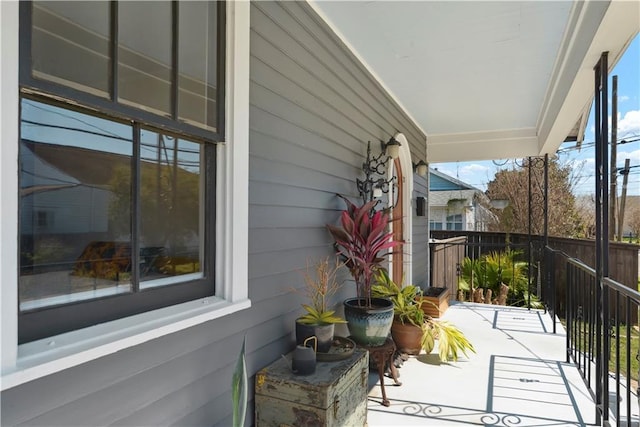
428, 128, 538, 163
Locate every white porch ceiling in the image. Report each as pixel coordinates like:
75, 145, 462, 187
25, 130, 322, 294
311, 1, 639, 163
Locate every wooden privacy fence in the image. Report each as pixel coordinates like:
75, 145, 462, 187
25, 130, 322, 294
429, 236, 466, 298
430, 231, 639, 310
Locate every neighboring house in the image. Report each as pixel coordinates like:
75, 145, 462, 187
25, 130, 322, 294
428, 168, 495, 231
1, 2, 636, 427
21, 141, 114, 238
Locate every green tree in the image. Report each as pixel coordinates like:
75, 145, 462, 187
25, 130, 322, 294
627, 207, 640, 243
108, 161, 200, 249
485, 156, 585, 237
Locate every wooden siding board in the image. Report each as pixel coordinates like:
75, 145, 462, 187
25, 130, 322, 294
249, 160, 356, 203
2, 297, 298, 425
17, 343, 234, 427
249, 227, 333, 255
253, 2, 424, 157
249, 204, 342, 230
251, 59, 375, 146
249, 108, 361, 167
251, 34, 383, 144
250, 82, 361, 155
252, 4, 394, 137
273, 2, 425, 149
412, 177, 430, 287
4, 331, 232, 426
249, 147, 357, 194
114, 335, 291, 426
249, 245, 336, 280
250, 180, 338, 209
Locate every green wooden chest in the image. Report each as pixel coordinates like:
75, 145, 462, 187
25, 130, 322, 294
255, 348, 369, 427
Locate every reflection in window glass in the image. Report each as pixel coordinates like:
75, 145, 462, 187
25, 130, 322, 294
19, 99, 133, 311
31, 1, 110, 96
178, 2, 218, 131
118, 1, 171, 116
139, 130, 203, 287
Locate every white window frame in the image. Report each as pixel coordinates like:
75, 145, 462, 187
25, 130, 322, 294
0, 0, 250, 391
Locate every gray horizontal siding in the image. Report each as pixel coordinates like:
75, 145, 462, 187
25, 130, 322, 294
2, 2, 426, 426
413, 175, 430, 287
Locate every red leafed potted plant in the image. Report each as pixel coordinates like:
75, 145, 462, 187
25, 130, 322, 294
326, 194, 399, 346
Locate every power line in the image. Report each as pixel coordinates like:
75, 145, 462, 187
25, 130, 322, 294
557, 135, 639, 154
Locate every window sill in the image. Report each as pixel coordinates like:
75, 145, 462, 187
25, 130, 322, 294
1, 297, 251, 391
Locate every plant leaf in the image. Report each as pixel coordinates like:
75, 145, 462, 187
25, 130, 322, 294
232, 336, 247, 427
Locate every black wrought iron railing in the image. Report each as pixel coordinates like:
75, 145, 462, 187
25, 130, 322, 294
545, 245, 640, 426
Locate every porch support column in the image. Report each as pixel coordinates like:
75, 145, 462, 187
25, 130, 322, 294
594, 51, 609, 425
543, 154, 553, 332
527, 157, 532, 310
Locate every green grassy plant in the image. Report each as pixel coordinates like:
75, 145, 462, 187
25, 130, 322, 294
561, 318, 639, 379
232, 336, 247, 427
458, 249, 543, 308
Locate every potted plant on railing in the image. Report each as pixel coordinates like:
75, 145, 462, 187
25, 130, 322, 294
372, 269, 475, 361
326, 194, 399, 346
294, 257, 347, 353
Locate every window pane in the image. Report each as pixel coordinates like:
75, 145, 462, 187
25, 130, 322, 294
19, 99, 134, 311
31, 1, 110, 97
139, 130, 203, 287
118, 1, 171, 117
178, 2, 218, 131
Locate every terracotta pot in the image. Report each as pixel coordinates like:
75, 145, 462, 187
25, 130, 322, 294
390, 319, 423, 355
343, 297, 394, 347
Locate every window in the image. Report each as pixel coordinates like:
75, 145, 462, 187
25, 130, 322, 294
3, 0, 247, 388
35, 211, 53, 229
18, 1, 225, 343
429, 220, 443, 230
22, 0, 224, 140
446, 214, 463, 231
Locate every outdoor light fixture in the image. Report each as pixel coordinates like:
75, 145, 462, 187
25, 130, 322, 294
413, 160, 428, 177
489, 199, 509, 210
356, 138, 401, 203
384, 136, 401, 159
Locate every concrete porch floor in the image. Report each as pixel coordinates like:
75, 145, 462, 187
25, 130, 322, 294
366, 302, 599, 426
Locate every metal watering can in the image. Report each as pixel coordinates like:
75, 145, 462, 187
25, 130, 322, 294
292, 336, 317, 376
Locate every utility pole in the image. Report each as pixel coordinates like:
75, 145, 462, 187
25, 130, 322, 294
609, 76, 618, 241
618, 158, 630, 240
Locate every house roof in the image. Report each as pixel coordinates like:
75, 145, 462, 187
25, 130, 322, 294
430, 167, 481, 192
428, 167, 486, 208
311, 1, 639, 163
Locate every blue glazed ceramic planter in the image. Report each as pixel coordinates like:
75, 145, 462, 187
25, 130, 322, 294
343, 297, 394, 346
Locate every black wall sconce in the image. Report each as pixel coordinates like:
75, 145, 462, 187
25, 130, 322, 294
416, 196, 426, 216
356, 137, 401, 203
413, 160, 428, 177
